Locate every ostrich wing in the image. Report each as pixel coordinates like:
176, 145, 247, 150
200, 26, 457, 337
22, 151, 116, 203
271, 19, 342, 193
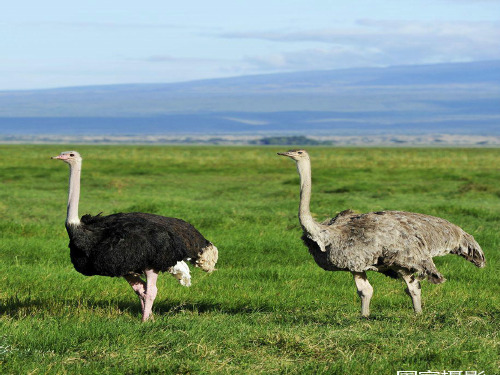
318, 211, 470, 283
321, 209, 358, 225
67, 213, 210, 277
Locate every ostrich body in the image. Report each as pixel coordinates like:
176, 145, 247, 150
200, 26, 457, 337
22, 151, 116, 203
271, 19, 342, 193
278, 149, 485, 317
52, 151, 218, 321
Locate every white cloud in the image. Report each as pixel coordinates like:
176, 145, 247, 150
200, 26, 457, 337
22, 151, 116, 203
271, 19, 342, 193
221, 20, 500, 71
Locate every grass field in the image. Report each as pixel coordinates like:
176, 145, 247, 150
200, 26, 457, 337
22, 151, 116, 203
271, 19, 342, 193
0, 145, 499, 374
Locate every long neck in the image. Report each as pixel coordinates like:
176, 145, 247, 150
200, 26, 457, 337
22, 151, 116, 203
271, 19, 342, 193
66, 161, 81, 226
296, 158, 321, 234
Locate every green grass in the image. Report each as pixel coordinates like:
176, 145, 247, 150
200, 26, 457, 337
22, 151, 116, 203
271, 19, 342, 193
1, 145, 499, 374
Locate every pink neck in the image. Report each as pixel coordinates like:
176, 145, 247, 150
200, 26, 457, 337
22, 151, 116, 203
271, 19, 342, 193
66, 161, 81, 226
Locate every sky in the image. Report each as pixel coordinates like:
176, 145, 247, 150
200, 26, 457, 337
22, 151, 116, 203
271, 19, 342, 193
1, 0, 499, 90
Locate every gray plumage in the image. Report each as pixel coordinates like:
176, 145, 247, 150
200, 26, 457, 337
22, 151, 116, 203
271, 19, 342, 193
278, 149, 485, 317
308, 209, 484, 282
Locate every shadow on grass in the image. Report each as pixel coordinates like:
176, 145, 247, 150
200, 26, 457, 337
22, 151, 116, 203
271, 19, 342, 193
0, 295, 371, 327
2, 295, 453, 326
0, 295, 52, 317
0, 294, 276, 320
124, 298, 277, 317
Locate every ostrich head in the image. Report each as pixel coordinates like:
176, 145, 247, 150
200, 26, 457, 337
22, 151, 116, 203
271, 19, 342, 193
277, 149, 310, 162
51, 151, 82, 165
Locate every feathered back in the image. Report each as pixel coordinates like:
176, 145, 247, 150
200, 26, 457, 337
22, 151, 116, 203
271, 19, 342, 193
303, 210, 485, 284
66, 212, 212, 277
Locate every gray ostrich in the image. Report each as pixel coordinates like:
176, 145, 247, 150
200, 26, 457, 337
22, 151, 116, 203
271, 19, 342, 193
52, 151, 218, 321
278, 149, 485, 317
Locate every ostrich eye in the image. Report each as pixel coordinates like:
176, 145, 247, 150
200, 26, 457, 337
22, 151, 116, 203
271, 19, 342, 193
298, 151, 303, 154
70, 153, 74, 157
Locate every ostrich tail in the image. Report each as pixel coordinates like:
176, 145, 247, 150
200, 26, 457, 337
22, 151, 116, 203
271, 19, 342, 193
194, 243, 218, 273
454, 233, 486, 268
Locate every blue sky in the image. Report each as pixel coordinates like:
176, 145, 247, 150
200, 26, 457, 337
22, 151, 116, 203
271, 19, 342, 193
2, 0, 499, 90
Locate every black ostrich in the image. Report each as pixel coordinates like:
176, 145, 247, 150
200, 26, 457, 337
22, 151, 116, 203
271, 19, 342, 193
52, 151, 218, 321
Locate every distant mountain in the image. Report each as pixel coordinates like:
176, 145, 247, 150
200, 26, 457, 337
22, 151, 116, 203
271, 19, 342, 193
0, 60, 499, 137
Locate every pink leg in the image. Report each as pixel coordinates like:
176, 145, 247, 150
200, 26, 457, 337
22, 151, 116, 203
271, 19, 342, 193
124, 274, 147, 314
352, 271, 374, 317
142, 269, 159, 322
402, 273, 422, 314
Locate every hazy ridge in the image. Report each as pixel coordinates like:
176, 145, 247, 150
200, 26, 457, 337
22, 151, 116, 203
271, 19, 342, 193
0, 60, 499, 144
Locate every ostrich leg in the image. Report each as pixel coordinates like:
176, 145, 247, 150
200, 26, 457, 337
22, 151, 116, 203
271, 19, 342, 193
401, 273, 422, 314
142, 269, 159, 322
124, 274, 147, 315
352, 271, 374, 317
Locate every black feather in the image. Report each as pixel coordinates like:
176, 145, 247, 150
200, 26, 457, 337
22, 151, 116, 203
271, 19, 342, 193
66, 212, 211, 277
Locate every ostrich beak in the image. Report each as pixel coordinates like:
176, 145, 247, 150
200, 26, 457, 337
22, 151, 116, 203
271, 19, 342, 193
277, 151, 293, 158
51, 154, 70, 160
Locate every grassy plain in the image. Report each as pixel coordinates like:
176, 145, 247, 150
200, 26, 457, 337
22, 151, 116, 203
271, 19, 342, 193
0, 145, 499, 374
